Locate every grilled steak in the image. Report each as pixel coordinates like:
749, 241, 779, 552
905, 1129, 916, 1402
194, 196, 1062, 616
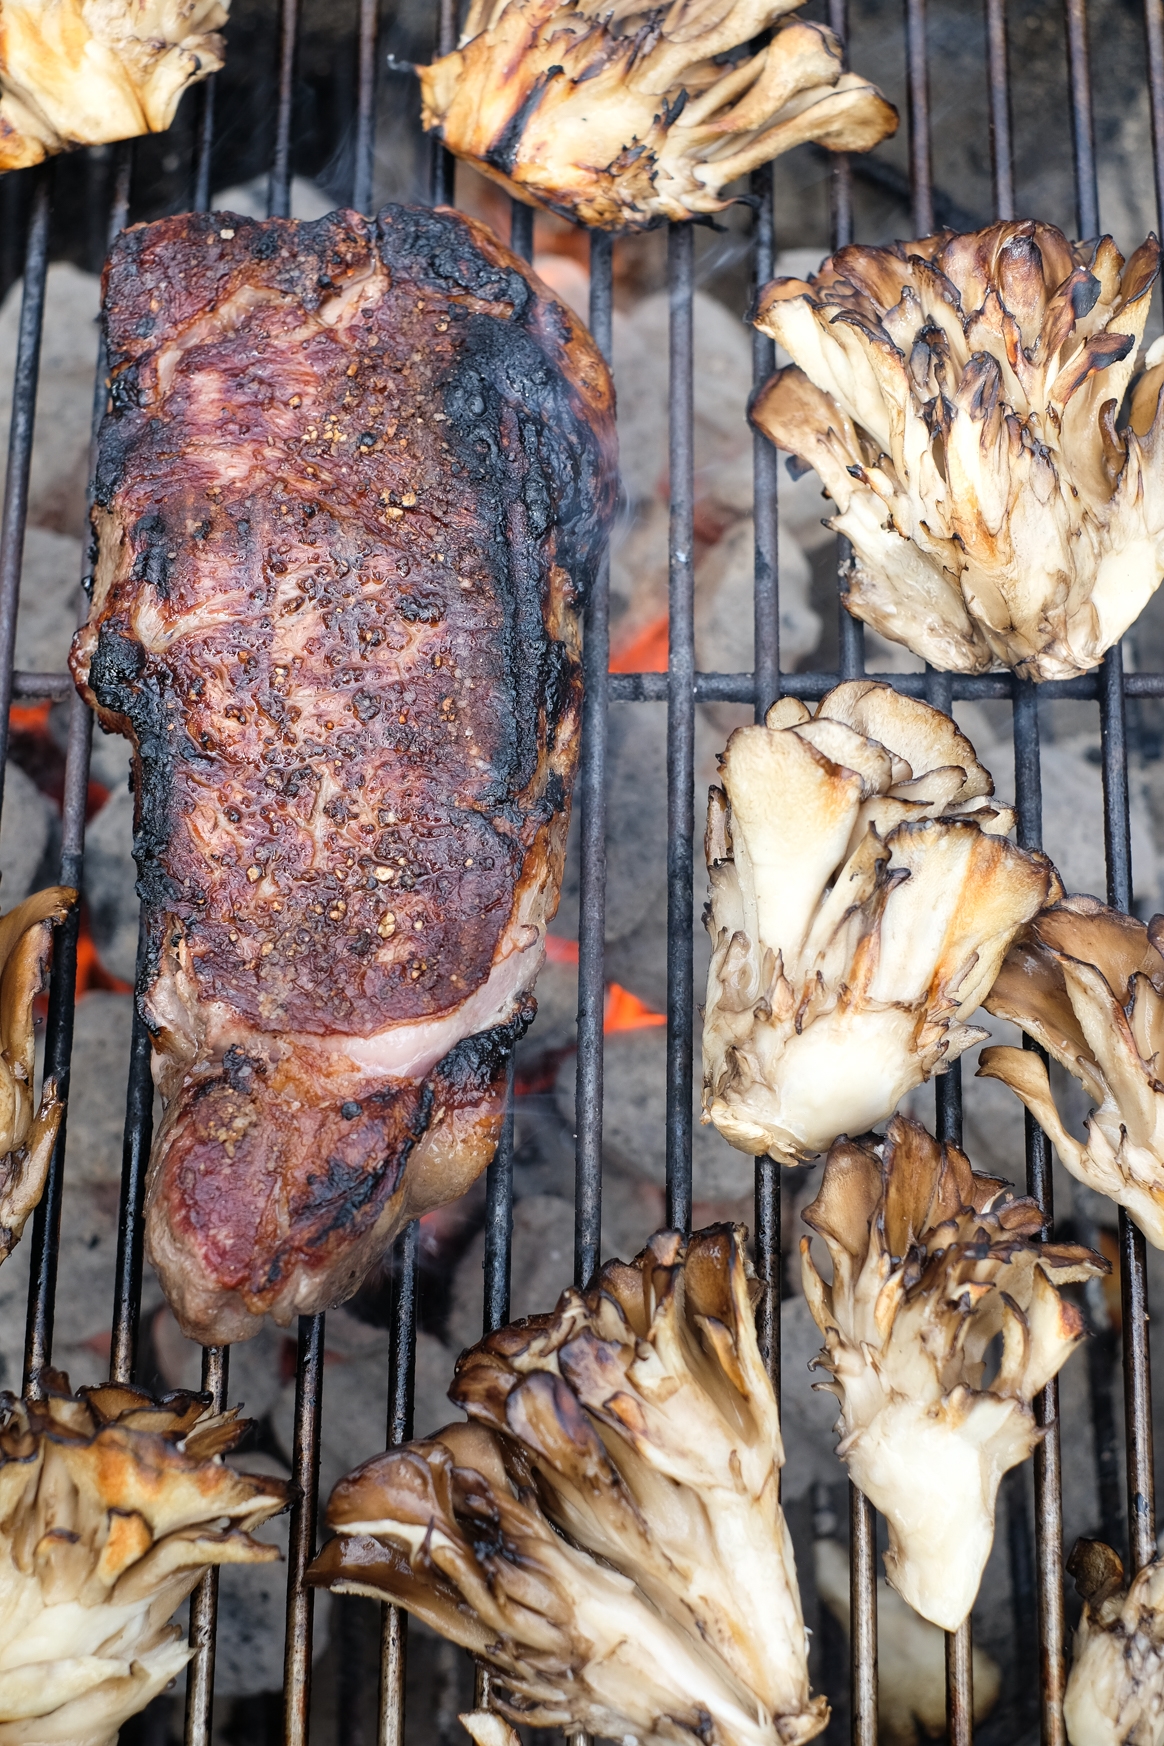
71, 204, 617, 1343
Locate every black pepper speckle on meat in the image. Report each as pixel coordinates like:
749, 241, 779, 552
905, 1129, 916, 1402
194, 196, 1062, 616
71, 203, 617, 1344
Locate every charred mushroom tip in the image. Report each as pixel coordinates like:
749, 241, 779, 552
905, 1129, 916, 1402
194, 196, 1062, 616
460, 1712, 522, 1746
1064, 1538, 1164, 1746
751, 220, 1164, 681
0, 3, 227, 169
418, 0, 896, 230
703, 684, 1051, 1164
802, 1115, 1103, 1631
312, 1225, 827, 1746
0, 1373, 286, 1742
983, 897, 1164, 1250
0, 887, 80, 1262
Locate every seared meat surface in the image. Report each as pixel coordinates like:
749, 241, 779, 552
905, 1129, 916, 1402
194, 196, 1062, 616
71, 205, 616, 1342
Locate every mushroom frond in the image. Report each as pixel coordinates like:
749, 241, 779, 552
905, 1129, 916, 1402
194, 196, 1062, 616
800, 1115, 1105, 1630
0, 1, 228, 170
0, 1370, 287, 1744
751, 222, 1164, 681
1064, 1538, 1164, 1746
417, 0, 896, 230
980, 894, 1164, 1249
310, 1226, 829, 1746
0, 886, 76, 1264
702, 681, 1054, 1163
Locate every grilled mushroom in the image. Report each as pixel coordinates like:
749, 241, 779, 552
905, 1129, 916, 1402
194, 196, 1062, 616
0, 2, 228, 171
0, 1371, 287, 1744
417, 0, 897, 230
1064, 1538, 1164, 1746
459, 1715, 522, 1746
980, 895, 1164, 1248
800, 1115, 1104, 1630
0, 886, 75, 1263
310, 1225, 829, 1746
751, 222, 1164, 681
702, 680, 1054, 1162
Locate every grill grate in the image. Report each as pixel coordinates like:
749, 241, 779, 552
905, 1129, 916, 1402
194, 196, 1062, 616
0, 1, 1161, 1742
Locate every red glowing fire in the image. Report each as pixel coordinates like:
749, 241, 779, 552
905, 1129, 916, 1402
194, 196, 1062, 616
543, 934, 665, 1033
609, 614, 669, 674
9, 702, 129, 1001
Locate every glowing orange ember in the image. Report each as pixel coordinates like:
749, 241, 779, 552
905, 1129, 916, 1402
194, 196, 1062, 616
543, 936, 665, 1032
609, 614, 669, 674
604, 982, 666, 1032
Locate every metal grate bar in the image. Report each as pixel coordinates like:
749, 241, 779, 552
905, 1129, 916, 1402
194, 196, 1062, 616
0, 172, 50, 815
432, 0, 458, 203
1145, 0, 1164, 231
10, 670, 72, 698
750, 160, 781, 1404
193, 75, 216, 214
379, 1220, 419, 1746
1013, 672, 1068, 1746
1102, 646, 1158, 1572
608, 667, 1164, 702
665, 220, 695, 1235
574, 229, 614, 1289
186, 1347, 231, 1743
827, 0, 853, 249
38, 658, 1164, 713
509, 199, 534, 261
484, 1068, 516, 1331
21, 147, 133, 1394
25, 695, 92, 1379
984, 0, 1015, 219
933, 669, 972, 1740
752, 162, 779, 724
354, 0, 382, 214
285, 1314, 327, 1746
822, 6, 877, 1734
269, 0, 302, 219
905, 0, 934, 236
1065, 0, 1100, 240
849, 1484, 878, 1746
109, 920, 156, 1385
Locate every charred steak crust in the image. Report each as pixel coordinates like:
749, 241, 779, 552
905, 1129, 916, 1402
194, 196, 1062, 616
71, 204, 616, 1340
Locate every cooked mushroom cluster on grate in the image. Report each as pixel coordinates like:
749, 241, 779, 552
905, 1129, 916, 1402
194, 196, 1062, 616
0, 1, 228, 170
418, 0, 897, 229
801, 1115, 1105, 1632
980, 896, 1164, 1250
1064, 1538, 1164, 1746
0, 887, 74, 1266
0, 1372, 287, 1743
311, 1226, 829, 1746
701, 680, 1054, 1162
751, 221, 1164, 681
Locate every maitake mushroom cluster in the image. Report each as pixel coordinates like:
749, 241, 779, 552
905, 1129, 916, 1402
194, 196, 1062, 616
801, 1116, 1104, 1631
702, 680, 1054, 1162
0, 1371, 287, 1744
418, 0, 897, 230
0, 2, 228, 171
751, 221, 1164, 680
1064, 1538, 1164, 1746
0, 886, 74, 1264
311, 1226, 828, 1746
980, 895, 1164, 1250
